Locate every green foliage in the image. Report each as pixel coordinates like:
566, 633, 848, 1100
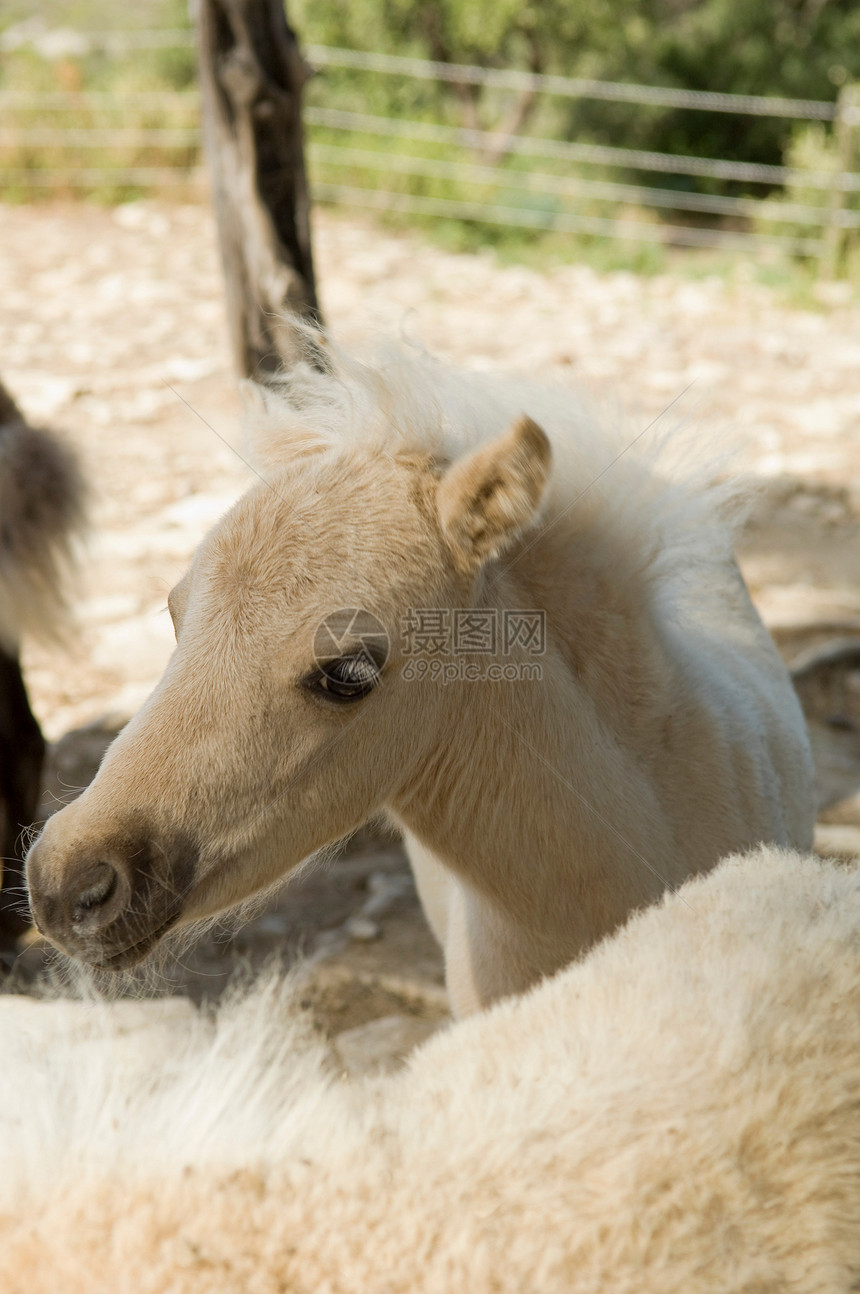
613, 0, 860, 170
294, 0, 860, 175
292, 0, 860, 272
0, 0, 198, 202
754, 118, 860, 273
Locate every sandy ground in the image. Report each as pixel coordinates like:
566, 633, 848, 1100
2, 200, 859, 1060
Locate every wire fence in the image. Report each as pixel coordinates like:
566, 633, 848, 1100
1, 26, 859, 267
303, 106, 856, 190
307, 44, 841, 121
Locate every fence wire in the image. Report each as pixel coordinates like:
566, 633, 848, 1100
0, 28, 839, 119
1, 29, 857, 262
313, 182, 825, 255
310, 143, 860, 229
305, 106, 858, 191
307, 45, 839, 121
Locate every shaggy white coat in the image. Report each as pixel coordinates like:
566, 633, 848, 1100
3, 845, 860, 1292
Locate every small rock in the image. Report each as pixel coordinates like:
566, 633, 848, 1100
344, 916, 381, 942
814, 823, 860, 860
361, 871, 413, 920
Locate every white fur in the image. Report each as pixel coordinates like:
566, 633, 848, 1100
3, 846, 860, 1291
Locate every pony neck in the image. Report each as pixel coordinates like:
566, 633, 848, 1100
387, 543, 678, 944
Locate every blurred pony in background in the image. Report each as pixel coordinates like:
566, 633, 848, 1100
0, 380, 84, 951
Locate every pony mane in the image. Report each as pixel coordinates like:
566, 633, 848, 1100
244, 328, 750, 589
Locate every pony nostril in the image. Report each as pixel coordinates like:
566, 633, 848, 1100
71, 863, 119, 925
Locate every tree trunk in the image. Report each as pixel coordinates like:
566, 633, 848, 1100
197, 0, 320, 378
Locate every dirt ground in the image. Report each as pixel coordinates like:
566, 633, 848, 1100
2, 200, 859, 1064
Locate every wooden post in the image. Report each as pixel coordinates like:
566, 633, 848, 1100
197, 0, 320, 378
823, 85, 860, 279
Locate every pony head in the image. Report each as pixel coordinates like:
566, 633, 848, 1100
27, 342, 551, 969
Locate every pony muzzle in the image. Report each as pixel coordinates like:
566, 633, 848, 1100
27, 845, 129, 949
26, 825, 194, 969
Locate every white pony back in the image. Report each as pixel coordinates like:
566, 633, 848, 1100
2, 846, 859, 1292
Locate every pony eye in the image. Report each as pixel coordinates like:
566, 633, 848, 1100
305, 654, 381, 703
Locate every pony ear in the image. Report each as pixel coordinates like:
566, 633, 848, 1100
437, 415, 551, 572
239, 379, 330, 470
